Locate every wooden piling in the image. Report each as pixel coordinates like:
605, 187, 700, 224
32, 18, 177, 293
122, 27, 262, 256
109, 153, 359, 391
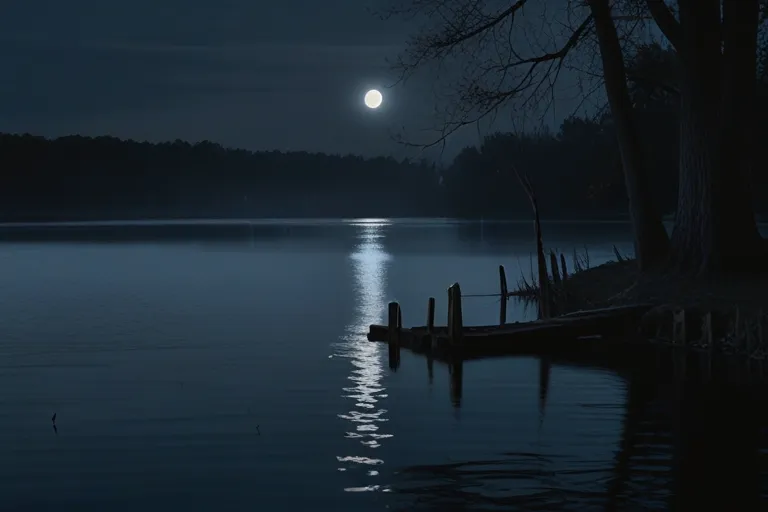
498, 265, 508, 325
447, 283, 464, 345
388, 301, 400, 346
427, 296, 437, 350
427, 297, 436, 334
387, 301, 401, 370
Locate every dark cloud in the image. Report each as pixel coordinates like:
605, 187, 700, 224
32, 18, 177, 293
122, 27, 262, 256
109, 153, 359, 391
0, 1, 404, 46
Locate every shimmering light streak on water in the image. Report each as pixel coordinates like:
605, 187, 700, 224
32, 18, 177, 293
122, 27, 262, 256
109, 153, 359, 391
335, 219, 392, 488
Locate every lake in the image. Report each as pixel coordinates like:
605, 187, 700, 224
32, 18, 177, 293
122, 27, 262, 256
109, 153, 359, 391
0, 218, 766, 511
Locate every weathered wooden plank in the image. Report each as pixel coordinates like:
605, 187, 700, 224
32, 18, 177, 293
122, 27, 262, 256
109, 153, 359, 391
367, 302, 655, 360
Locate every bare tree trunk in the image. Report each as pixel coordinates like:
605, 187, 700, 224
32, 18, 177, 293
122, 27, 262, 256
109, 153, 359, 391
589, 0, 670, 271
670, 0, 764, 273
721, 0, 763, 263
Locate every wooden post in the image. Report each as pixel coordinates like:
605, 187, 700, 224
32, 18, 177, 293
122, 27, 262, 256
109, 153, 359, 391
387, 301, 401, 370
447, 283, 464, 345
498, 265, 508, 325
427, 297, 435, 334
388, 302, 400, 346
427, 296, 437, 350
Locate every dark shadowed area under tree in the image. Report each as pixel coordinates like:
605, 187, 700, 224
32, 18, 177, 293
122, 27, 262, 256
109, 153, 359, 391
383, 0, 768, 274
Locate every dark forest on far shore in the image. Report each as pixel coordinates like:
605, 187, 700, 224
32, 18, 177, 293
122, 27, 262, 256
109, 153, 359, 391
3, 44, 768, 223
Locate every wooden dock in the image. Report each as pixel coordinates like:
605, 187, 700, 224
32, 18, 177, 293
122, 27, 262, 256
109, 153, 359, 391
369, 265, 768, 408
370, 264, 768, 379
367, 265, 657, 364
368, 302, 654, 345
368, 301, 654, 360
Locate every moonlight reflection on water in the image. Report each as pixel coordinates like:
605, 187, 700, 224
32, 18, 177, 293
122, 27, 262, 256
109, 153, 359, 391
336, 219, 393, 491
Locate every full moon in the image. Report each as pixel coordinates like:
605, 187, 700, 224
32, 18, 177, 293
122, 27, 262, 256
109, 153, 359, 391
364, 89, 383, 109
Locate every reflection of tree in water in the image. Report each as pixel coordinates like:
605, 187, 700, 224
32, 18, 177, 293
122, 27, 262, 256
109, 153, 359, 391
391, 354, 768, 511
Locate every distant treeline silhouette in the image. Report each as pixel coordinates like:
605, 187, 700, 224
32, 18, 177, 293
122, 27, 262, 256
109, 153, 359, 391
0, 134, 447, 221
444, 42, 768, 220
0, 128, 641, 222
3, 43, 768, 222
1, 107, 765, 222
0, 121, 731, 222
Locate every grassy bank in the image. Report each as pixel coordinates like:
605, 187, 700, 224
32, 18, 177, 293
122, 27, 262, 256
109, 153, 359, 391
513, 253, 768, 357
536, 258, 768, 314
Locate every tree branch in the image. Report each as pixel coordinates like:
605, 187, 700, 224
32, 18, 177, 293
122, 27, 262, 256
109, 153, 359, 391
393, 4, 595, 149
432, 0, 530, 51
645, 0, 682, 50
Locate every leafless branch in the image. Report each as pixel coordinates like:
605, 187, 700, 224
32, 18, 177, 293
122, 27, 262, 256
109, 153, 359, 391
386, 0, 597, 148
383, 0, 672, 148
645, 0, 682, 50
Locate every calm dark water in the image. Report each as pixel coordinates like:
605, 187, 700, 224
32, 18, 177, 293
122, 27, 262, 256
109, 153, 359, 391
0, 218, 766, 511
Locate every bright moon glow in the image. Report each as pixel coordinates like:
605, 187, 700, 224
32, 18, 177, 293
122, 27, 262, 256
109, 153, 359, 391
364, 89, 383, 109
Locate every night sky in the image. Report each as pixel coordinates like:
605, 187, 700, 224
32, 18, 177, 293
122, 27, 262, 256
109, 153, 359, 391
0, 0, 587, 159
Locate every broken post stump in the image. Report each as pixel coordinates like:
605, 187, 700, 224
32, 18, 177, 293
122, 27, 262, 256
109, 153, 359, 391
447, 283, 464, 346
426, 297, 435, 334
388, 301, 401, 346
387, 301, 401, 370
